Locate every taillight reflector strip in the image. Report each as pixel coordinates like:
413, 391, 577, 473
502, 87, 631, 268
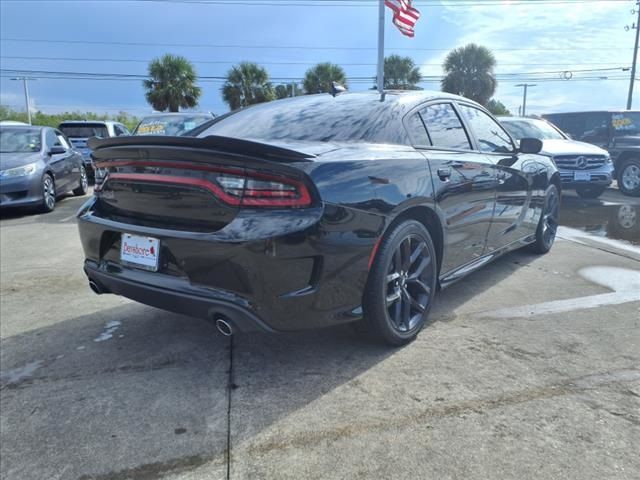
103, 170, 312, 208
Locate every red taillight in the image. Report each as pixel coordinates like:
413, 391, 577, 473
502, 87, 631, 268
216, 173, 312, 207
97, 161, 313, 209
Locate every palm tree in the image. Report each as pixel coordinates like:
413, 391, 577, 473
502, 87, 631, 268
383, 55, 422, 90
441, 44, 497, 106
303, 63, 347, 94
487, 99, 511, 116
143, 54, 201, 112
221, 62, 275, 110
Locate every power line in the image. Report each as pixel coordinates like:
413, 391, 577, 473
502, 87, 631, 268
1, 37, 631, 52
0, 55, 632, 69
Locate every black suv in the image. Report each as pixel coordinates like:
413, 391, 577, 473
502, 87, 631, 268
543, 111, 640, 196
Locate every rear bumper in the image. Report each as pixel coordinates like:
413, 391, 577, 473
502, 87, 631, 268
77, 198, 385, 332
85, 260, 275, 332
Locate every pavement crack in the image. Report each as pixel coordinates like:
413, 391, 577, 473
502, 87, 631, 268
225, 336, 234, 480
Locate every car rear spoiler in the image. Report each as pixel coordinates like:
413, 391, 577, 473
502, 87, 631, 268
87, 135, 316, 162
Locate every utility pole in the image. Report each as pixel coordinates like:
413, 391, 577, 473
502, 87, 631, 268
10, 76, 35, 124
516, 83, 536, 116
626, 1, 640, 110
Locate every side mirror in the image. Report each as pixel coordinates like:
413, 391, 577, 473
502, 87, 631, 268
49, 145, 66, 155
519, 137, 543, 154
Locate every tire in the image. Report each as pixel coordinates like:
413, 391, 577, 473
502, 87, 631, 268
529, 184, 560, 254
363, 220, 438, 346
72, 165, 89, 196
618, 158, 640, 197
575, 185, 606, 199
41, 174, 56, 213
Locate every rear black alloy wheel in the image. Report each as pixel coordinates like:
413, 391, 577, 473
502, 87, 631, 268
73, 166, 89, 196
530, 184, 559, 254
575, 185, 606, 199
618, 159, 640, 197
363, 220, 437, 346
41, 174, 56, 213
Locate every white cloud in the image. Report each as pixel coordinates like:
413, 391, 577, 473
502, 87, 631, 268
424, 1, 634, 113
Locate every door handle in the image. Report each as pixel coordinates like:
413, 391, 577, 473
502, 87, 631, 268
437, 168, 452, 181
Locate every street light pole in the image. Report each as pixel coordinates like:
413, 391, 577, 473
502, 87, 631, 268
516, 83, 536, 116
22, 77, 32, 125
10, 76, 35, 125
626, 1, 640, 110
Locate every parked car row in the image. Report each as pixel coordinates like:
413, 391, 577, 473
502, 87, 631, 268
0, 113, 214, 212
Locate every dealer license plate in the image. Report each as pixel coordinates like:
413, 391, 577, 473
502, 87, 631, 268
574, 171, 591, 181
120, 234, 160, 271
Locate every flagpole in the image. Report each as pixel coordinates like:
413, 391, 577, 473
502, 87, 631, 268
377, 0, 385, 95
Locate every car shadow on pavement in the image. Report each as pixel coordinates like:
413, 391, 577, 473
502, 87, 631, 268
0, 249, 540, 480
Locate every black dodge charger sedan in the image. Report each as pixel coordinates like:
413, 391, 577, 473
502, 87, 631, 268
77, 91, 560, 345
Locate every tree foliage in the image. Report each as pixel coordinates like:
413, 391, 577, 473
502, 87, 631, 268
0, 105, 140, 131
143, 54, 201, 112
303, 63, 347, 94
382, 55, 422, 90
441, 43, 497, 106
222, 62, 276, 110
487, 99, 511, 116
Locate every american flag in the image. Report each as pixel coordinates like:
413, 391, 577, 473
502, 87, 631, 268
384, 0, 421, 38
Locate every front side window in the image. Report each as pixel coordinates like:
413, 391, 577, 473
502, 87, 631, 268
45, 129, 60, 149
501, 119, 565, 141
420, 103, 471, 150
55, 131, 70, 150
458, 105, 514, 153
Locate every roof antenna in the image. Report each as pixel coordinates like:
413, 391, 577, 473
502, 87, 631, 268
330, 82, 347, 97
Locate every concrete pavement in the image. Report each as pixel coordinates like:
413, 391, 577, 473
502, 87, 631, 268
1, 188, 638, 479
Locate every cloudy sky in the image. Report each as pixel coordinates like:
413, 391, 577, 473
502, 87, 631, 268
0, 0, 636, 117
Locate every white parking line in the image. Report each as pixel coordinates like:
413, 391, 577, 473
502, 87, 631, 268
475, 266, 640, 319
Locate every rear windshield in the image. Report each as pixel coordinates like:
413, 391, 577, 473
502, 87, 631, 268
59, 123, 109, 138
501, 118, 565, 140
0, 128, 42, 153
198, 94, 408, 145
611, 112, 640, 137
135, 115, 212, 136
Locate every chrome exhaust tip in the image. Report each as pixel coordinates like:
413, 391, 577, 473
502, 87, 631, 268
215, 317, 234, 337
88, 280, 102, 295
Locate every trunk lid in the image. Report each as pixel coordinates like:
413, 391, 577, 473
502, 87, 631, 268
89, 135, 318, 233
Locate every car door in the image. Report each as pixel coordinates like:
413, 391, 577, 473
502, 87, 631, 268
44, 129, 69, 190
455, 103, 538, 250
412, 102, 498, 275
54, 130, 78, 190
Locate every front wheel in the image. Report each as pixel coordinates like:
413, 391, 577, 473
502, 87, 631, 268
41, 174, 56, 213
618, 159, 640, 197
529, 184, 560, 254
363, 220, 438, 346
575, 185, 606, 199
72, 165, 89, 196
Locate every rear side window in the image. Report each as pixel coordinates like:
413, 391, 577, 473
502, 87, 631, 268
458, 105, 514, 153
420, 103, 471, 150
405, 113, 430, 146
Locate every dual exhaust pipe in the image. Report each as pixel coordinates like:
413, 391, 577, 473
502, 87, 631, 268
88, 280, 235, 337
